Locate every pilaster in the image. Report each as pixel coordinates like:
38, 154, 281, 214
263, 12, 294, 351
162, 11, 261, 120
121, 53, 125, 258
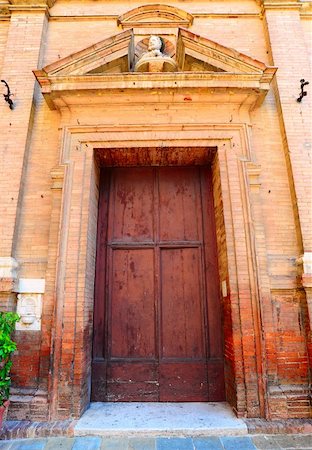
0, 3, 49, 305
262, 0, 312, 339
262, 0, 311, 250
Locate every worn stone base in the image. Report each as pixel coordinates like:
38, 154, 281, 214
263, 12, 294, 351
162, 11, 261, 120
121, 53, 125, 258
8, 389, 49, 421
245, 418, 312, 434
267, 385, 312, 419
0, 420, 77, 440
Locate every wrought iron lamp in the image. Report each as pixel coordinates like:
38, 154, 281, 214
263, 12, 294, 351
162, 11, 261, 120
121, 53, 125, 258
297, 79, 309, 103
1, 80, 14, 110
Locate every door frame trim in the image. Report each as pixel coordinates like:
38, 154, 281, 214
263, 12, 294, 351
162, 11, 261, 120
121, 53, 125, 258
47, 123, 267, 420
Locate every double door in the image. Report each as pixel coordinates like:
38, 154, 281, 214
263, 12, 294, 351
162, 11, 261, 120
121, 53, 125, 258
92, 166, 224, 402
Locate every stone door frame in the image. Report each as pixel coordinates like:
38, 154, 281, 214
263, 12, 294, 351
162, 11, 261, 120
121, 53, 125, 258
46, 123, 267, 420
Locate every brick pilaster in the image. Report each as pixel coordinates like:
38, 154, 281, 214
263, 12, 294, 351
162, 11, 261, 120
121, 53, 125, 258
0, 6, 49, 302
262, 1, 311, 253
263, 3, 312, 376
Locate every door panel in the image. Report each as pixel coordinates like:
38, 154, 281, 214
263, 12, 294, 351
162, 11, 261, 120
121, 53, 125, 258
111, 168, 154, 242
158, 167, 201, 241
92, 165, 225, 402
110, 249, 156, 358
159, 362, 208, 401
106, 363, 159, 401
160, 248, 205, 359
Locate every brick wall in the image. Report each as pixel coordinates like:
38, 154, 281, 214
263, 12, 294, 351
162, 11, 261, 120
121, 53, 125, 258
0, 21, 9, 72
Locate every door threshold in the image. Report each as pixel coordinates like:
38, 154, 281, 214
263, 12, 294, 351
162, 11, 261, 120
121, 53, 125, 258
74, 402, 247, 437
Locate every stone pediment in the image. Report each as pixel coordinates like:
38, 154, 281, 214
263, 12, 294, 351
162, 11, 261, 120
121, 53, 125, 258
177, 29, 269, 75
117, 4, 194, 28
34, 27, 277, 110
39, 29, 133, 77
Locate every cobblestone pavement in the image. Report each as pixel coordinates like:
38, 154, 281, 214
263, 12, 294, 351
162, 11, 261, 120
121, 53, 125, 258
0, 435, 312, 450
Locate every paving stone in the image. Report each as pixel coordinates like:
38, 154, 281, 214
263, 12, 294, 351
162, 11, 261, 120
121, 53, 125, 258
2, 433, 312, 450
72, 437, 102, 450
128, 437, 156, 450
274, 434, 312, 449
251, 435, 281, 449
0, 442, 12, 450
44, 437, 75, 449
9, 439, 46, 450
193, 437, 224, 449
100, 438, 128, 450
156, 437, 194, 450
220, 436, 257, 450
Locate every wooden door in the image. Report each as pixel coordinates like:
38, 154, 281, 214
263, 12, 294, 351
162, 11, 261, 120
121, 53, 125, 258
92, 166, 225, 402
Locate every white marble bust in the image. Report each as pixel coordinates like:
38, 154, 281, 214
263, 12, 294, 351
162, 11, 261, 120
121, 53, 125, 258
141, 35, 164, 59
135, 35, 177, 72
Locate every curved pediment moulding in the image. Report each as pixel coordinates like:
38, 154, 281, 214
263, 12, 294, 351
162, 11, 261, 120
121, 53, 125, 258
117, 4, 194, 28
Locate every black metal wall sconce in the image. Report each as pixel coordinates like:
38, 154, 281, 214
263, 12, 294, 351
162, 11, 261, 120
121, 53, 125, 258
297, 79, 309, 103
1, 79, 14, 110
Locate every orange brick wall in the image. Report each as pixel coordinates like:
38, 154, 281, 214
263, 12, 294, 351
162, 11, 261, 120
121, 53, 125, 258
0, 11, 48, 257
301, 17, 312, 63
0, 21, 9, 72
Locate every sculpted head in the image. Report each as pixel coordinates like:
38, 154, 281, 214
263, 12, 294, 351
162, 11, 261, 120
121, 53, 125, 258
148, 35, 163, 52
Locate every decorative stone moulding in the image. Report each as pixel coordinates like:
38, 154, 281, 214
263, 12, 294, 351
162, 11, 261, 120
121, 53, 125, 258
0, 2, 10, 18
8, 0, 55, 6
135, 56, 177, 72
0, 257, 19, 293
0, 0, 55, 17
15, 279, 45, 331
302, 252, 312, 275
260, 0, 303, 9
34, 28, 277, 110
0, 257, 18, 280
117, 4, 194, 29
297, 252, 312, 290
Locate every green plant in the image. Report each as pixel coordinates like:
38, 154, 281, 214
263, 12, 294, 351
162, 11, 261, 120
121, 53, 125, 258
0, 312, 19, 407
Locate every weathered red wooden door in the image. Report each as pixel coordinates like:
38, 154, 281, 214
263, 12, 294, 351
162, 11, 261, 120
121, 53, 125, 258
92, 166, 225, 402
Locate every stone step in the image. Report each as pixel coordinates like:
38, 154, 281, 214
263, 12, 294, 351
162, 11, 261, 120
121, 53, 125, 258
74, 402, 247, 438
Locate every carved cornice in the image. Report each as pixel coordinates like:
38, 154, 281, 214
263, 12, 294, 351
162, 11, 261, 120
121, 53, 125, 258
9, 0, 55, 6
33, 72, 275, 111
0, 1, 9, 18
0, 0, 55, 17
260, 0, 303, 9
300, 1, 312, 16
